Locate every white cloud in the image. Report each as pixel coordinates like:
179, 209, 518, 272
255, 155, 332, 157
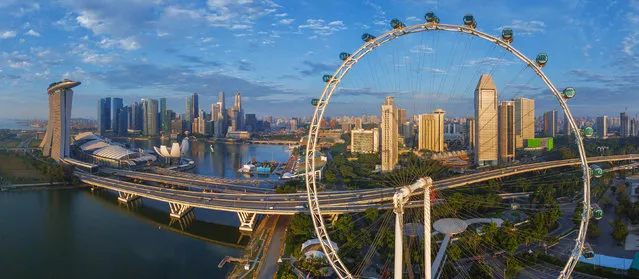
298, 19, 347, 36
1, 31, 17, 39
406, 16, 420, 22
25, 29, 40, 37
98, 37, 141, 51
201, 37, 214, 42
496, 20, 546, 36
409, 45, 435, 54
278, 18, 294, 25
583, 44, 592, 57
623, 32, 639, 56
468, 57, 517, 67
275, 13, 287, 17
83, 53, 113, 64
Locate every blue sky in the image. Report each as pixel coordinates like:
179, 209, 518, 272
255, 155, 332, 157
0, 0, 635, 119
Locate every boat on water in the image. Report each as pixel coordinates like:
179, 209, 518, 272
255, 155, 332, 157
210, 144, 215, 153
238, 161, 255, 173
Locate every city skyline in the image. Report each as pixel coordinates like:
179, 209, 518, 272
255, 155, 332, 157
0, 1, 638, 119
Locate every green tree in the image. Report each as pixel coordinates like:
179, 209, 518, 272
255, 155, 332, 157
469, 262, 492, 279
289, 213, 314, 241
611, 219, 629, 241
587, 222, 601, 239
447, 243, 462, 261
364, 208, 379, 223
504, 257, 523, 278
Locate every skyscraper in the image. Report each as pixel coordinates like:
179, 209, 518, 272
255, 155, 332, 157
351, 128, 379, 154
564, 114, 572, 136
160, 98, 170, 135
418, 109, 445, 152
596, 115, 607, 139
185, 96, 192, 123
142, 99, 159, 136
111, 97, 123, 133
498, 101, 515, 163
211, 103, 220, 121
474, 74, 498, 166
41, 80, 79, 161
631, 118, 639, 137
381, 96, 398, 172
543, 110, 557, 137
97, 98, 111, 135
231, 92, 244, 131
192, 93, 199, 120
513, 97, 534, 148
245, 114, 257, 132
116, 106, 128, 136
621, 112, 630, 137
466, 118, 475, 150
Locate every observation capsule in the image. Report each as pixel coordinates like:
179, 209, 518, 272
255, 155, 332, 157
390, 18, 405, 29
562, 87, 576, 99
311, 99, 321, 106
501, 28, 513, 43
582, 126, 594, 138
339, 52, 351, 61
591, 164, 603, 178
535, 53, 548, 67
463, 14, 476, 29
582, 243, 595, 260
425, 12, 439, 23
362, 33, 376, 42
591, 203, 603, 220
322, 74, 333, 82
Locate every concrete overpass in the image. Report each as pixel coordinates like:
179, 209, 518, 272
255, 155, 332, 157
78, 154, 639, 231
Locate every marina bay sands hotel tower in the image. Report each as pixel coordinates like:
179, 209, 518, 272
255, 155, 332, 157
40, 79, 81, 162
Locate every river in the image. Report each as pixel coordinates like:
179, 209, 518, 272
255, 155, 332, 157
0, 140, 290, 279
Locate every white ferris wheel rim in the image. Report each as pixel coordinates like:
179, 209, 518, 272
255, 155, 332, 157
304, 21, 591, 279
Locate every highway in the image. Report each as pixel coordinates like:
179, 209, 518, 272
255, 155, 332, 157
77, 154, 639, 215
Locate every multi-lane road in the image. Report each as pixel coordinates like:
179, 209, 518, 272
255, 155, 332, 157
77, 154, 639, 215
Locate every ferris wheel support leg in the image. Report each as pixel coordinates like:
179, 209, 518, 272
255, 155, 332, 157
424, 179, 432, 279
394, 209, 404, 279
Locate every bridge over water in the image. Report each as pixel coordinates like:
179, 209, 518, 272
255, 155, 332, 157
78, 154, 639, 232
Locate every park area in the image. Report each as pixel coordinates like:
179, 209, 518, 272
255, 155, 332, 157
0, 152, 48, 184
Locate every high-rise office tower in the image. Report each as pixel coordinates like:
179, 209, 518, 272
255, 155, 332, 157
381, 96, 398, 172
596, 115, 607, 139
631, 118, 639, 137
245, 114, 257, 132
97, 98, 111, 135
211, 103, 220, 121
543, 110, 557, 137
41, 80, 79, 161
563, 114, 572, 136
418, 109, 445, 152
185, 96, 192, 123
398, 108, 407, 130
142, 99, 159, 136
231, 92, 244, 131
474, 74, 498, 166
116, 106, 128, 136
111, 97, 123, 133
621, 112, 630, 137
160, 98, 170, 135
351, 128, 379, 154
498, 101, 515, 163
513, 97, 534, 148
192, 93, 199, 119
467, 118, 475, 150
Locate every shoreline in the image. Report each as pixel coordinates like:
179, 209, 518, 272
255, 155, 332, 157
0, 183, 89, 192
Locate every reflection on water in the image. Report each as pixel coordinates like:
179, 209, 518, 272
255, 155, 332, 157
0, 189, 242, 279
120, 138, 291, 180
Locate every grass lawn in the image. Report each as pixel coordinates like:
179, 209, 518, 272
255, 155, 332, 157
0, 152, 46, 184
3, 139, 21, 148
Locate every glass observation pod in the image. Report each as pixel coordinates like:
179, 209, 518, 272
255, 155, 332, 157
535, 53, 549, 67
591, 203, 603, 220
463, 14, 476, 28
390, 18, 405, 29
362, 33, 376, 42
582, 243, 595, 260
339, 52, 351, 61
582, 126, 594, 137
501, 28, 514, 43
591, 164, 604, 178
425, 12, 439, 23
562, 87, 576, 99
322, 74, 333, 82
311, 99, 324, 106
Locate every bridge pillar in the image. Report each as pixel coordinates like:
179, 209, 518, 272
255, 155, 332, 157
238, 212, 257, 232
117, 191, 139, 203
169, 202, 193, 219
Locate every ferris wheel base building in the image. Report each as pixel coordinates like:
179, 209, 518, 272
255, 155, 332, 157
40, 79, 81, 162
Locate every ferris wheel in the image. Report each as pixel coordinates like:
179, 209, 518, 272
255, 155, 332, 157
304, 12, 596, 279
